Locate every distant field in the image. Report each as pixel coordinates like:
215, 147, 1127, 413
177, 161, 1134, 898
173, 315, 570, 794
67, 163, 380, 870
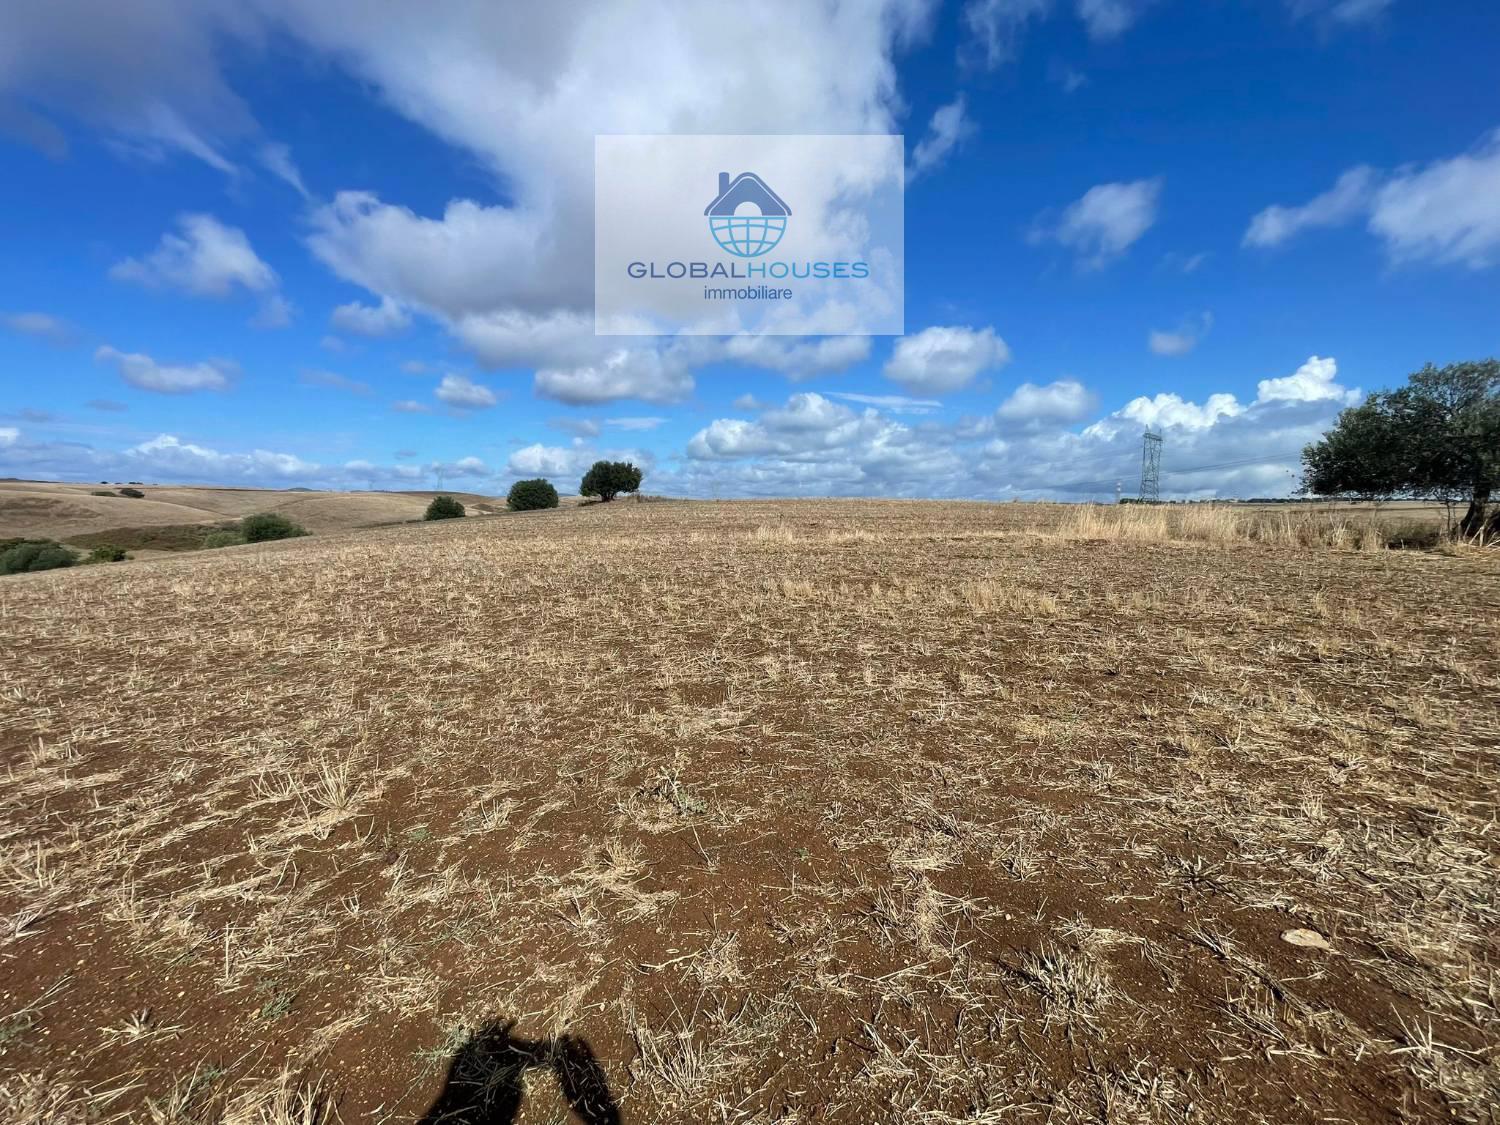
0, 481, 513, 547
1, 500, 1495, 1123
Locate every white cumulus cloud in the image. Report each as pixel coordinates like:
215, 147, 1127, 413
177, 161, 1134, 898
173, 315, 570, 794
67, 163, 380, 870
996, 379, 1099, 423
689, 393, 886, 461
535, 349, 695, 406
507, 441, 652, 482
126, 434, 317, 481
1370, 129, 1500, 269
1076, 0, 1149, 40
1033, 178, 1162, 269
961, 0, 1052, 69
0, 3, 251, 170
884, 326, 1011, 393
1244, 130, 1500, 269
664, 356, 1362, 502
330, 296, 411, 337
0, 1, 943, 379
909, 96, 974, 180
1243, 167, 1376, 248
1, 311, 78, 345
250, 293, 295, 329
1148, 311, 1213, 357
717, 336, 872, 382
1255, 355, 1357, 403
95, 345, 233, 394
1114, 391, 1244, 431
1095, 355, 1357, 436
434, 374, 497, 410
299, 369, 371, 396
110, 213, 276, 297
507, 443, 582, 477
258, 141, 308, 197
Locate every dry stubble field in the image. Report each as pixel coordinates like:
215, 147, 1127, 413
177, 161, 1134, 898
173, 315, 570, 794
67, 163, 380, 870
1, 499, 1497, 1124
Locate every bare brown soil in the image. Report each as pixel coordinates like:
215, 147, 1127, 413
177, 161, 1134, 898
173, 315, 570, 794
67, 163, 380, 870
1, 500, 1496, 1123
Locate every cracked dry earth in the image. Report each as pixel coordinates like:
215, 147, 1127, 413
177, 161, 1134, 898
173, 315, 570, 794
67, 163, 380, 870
1, 499, 1497, 1124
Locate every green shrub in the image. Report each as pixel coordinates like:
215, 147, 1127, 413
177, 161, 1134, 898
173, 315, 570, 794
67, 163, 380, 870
0, 539, 79, 575
424, 495, 466, 520
201, 529, 246, 549
117, 487, 146, 498
87, 545, 129, 563
579, 460, 643, 503
507, 479, 559, 511
240, 513, 309, 543
90, 490, 116, 497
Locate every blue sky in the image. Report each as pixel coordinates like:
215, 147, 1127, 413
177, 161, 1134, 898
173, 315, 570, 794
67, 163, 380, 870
1, 0, 1497, 499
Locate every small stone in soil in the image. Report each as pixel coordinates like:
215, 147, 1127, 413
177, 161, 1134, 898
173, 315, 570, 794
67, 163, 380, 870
1281, 928, 1331, 950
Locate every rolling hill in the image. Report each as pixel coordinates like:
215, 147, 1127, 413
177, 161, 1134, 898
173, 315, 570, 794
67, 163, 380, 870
0, 480, 512, 546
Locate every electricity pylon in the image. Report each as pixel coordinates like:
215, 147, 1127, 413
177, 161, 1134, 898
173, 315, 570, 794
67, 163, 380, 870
1139, 431, 1163, 504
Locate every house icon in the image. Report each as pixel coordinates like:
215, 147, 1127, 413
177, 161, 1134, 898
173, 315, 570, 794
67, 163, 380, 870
705, 171, 790, 258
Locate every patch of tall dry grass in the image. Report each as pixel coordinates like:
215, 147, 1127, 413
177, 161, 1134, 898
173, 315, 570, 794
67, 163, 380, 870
1056, 504, 1413, 551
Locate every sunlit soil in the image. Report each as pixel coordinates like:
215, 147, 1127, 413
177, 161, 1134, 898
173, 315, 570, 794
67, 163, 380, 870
2, 499, 1496, 1123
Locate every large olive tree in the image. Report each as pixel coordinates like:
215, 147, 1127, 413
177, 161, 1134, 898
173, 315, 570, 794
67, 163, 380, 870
1302, 359, 1499, 538
580, 460, 643, 503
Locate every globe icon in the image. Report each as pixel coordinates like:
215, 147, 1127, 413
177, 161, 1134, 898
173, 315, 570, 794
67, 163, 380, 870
704, 172, 791, 258
709, 213, 787, 258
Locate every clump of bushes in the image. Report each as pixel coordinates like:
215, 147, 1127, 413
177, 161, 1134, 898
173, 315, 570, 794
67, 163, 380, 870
425, 495, 466, 520
90, 490, 116, 497
117, 487, 146, 498
0, 538, 79, 575
87, 545, 129, 563
195, 518, 305, 550
240, 513, 308, 543
507, 479, 559, 511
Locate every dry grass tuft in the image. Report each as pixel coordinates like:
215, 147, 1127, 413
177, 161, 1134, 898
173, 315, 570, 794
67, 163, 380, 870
1055, 501, 1437, 550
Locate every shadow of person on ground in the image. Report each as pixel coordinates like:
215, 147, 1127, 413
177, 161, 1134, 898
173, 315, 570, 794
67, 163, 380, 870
416, 1021, 622, 1125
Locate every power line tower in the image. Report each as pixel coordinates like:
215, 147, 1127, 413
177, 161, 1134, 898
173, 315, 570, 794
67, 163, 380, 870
1139, 431, 1163, 504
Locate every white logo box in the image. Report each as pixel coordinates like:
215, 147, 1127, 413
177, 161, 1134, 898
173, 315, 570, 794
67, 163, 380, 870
595, 134, 903, 337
